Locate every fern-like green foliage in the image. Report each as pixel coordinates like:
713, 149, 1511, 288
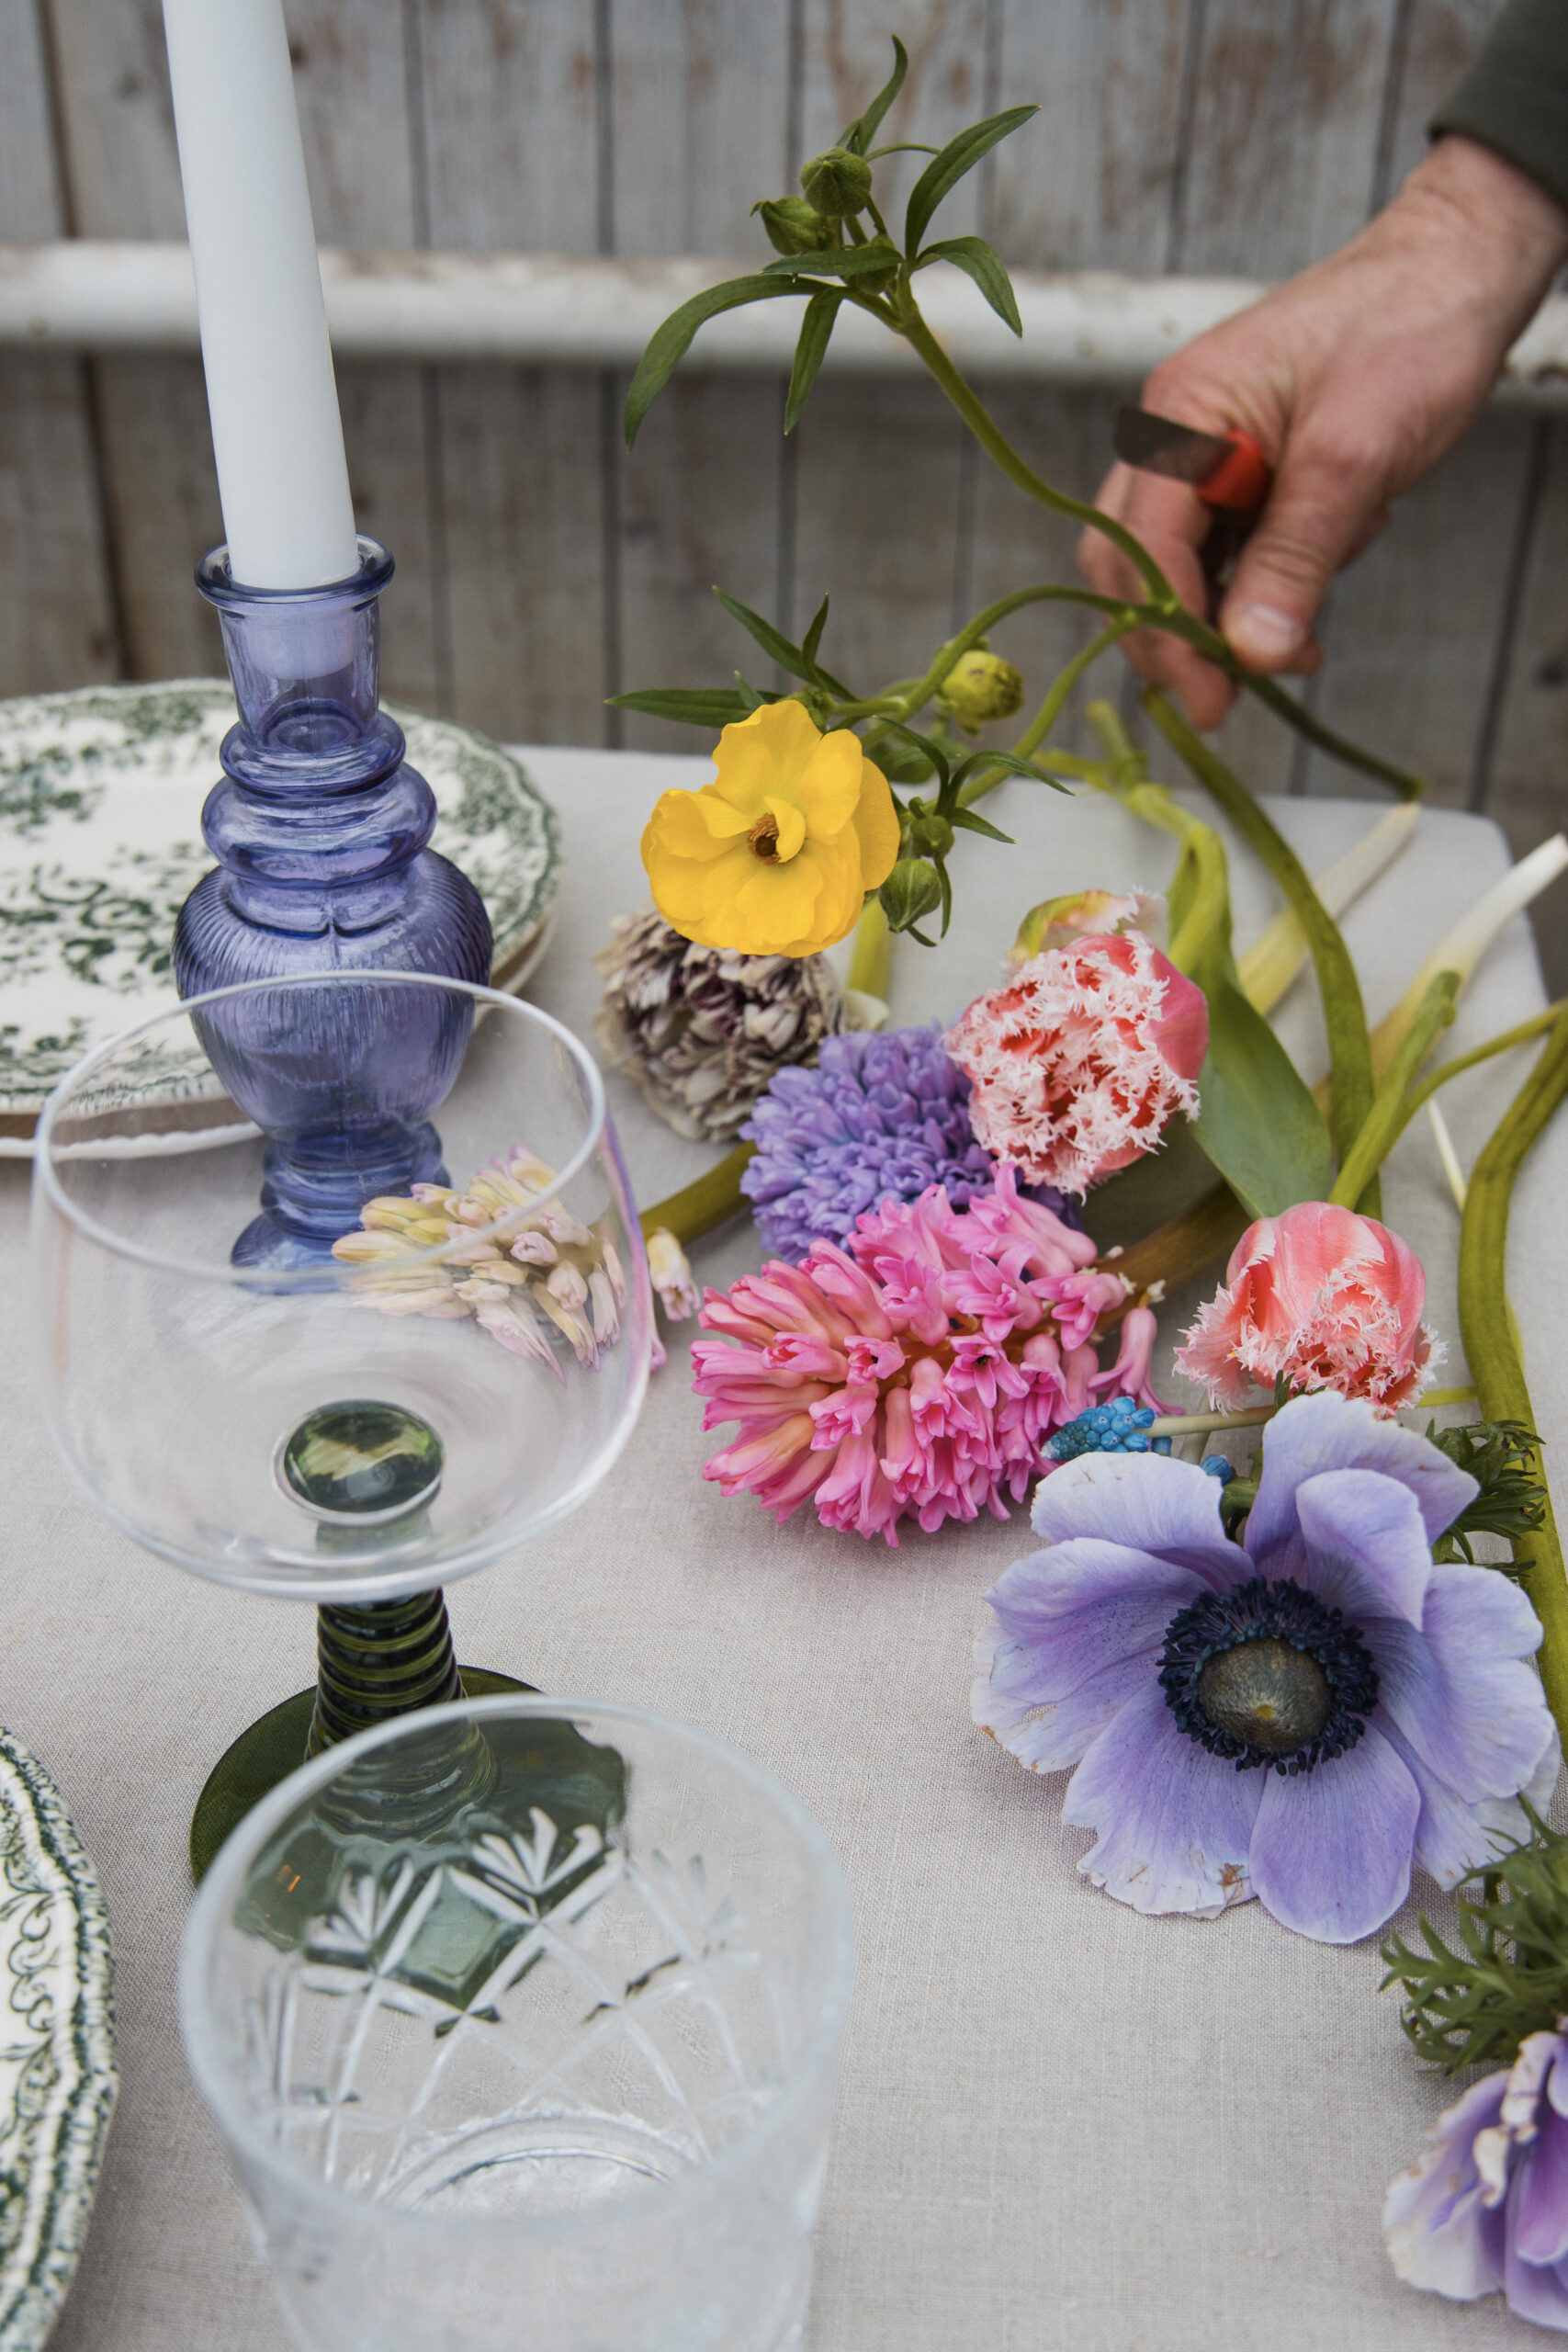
1427, 1419, 1546, 1572
1382, 1810, 1568, 2074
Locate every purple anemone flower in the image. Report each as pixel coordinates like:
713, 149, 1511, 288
1385, 2030, 1568, 2329
740, 1023, 1074, 1263
973, 1388, 1559, 1943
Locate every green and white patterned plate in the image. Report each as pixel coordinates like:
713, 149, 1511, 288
0, 681, 562, 1149
0, 1728, 116, 2352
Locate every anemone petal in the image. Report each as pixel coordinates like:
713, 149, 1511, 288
1382, 2071, 1510, 2300
1062, 1680, 1260, 1917
1363, 1573, 1552, 1804
972, 1623, 1157, 1773
1287, 1466, 1434, 1626
1247, 1389, 1477, 1576
1031, 1451, 1236, 1578
1504, 2163, 1568, 2327
1247, 1725, 1418, 1942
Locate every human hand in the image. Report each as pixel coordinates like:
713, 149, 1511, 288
1077, 136, 1568, 728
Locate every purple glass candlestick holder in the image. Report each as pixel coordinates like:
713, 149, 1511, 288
174, 538, 492, 1267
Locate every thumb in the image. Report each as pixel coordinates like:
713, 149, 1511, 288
1220, 441, 1383, 673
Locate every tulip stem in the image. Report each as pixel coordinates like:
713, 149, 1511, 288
1327, 972, 1461, 1209
638, 1142, 757, 1251
1458, 998, 1568, 1745
1096, 1181, 1250, 1318
848, 898, 893, 998
1146, 1406, 1278, 1438
1143, 689, 1381, 1215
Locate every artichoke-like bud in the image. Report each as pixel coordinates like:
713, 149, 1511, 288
752, 195, 837, 255
594, 910, 845, 1141
800, 146, 874, 220
880, 858, 943, 932
908, 810, 954, 859
936, 647, 1025, 734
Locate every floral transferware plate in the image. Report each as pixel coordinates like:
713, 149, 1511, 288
0, 1727, 116, 2352
0, 681, 562, 1149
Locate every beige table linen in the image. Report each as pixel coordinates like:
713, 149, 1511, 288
5, 748, 1565, 2351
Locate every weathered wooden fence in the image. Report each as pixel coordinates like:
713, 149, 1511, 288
5, 0, 1566, 979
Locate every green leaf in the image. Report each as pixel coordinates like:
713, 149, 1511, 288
879, 718, 951, 791
947, 747, 1067, 794
800, 595, 830, 673
1187, 944, 1335, 1217
840, 36, 908, 155
733, 672, 767, 712
761, 241, 900, 281
948, 807, 1013, 843
786, 290, 844, 433
904, 107, 1038, 257
912, 235, 1022, 334
606, 686, 755, 725
625, 277, 803, 447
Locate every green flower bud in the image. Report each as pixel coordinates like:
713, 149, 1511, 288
800, 146, 874, 220
909, 811, 954, 859
752, 196, 837, 256
936, 648, 1025, 735
880, 858, 943, 932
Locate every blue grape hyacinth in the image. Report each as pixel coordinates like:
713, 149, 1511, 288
739, 1023, 1074, 1262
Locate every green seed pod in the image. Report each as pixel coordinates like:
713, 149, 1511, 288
880, 858, 944, 932
751, 196, 837, 256
800, 146, 874, 220
936, 648, 1025, 735
910, 811, 955, 859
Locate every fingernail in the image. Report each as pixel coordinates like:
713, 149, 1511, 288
1228, 602, 1304, 662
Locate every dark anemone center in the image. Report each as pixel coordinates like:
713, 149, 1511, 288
1158, 1576, 1378, 1777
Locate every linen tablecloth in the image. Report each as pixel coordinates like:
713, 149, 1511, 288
5, 747, 1564, 2352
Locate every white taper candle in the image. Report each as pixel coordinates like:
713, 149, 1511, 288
161, 0, 360, 590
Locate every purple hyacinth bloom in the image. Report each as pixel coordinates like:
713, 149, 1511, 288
740, 1023, 1074, 1262
1385, 2030, 1568, 2329
972, 1388, 1559, 1944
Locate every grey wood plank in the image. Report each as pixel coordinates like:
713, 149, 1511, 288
437, 363, 608, 748
792, 372, 967, 706
1299, 413, 1538, 805
617, 375, 786, 753
43, 0, 186, 238
1373, 0, 1504, 202
1173, 0, 1402, 276
611, 0, 794, 256
413, 0, 599, 253
416, 2, 607, 741
990, 0, 1192, 271
90, 353, 222, 678
0, 0, 117, 695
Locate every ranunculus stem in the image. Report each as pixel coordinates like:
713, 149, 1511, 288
638, 1142, 757, 1251
848, 898, 892, 998
1328, 972, 1459, 1210
1458, 1000, 1568, 1743
1144, 690, 1381, 1213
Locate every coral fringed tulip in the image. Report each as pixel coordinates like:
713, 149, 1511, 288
1385, 2030, 1568, 2329
1176, 1200, 1437, 1411
692, 1170, 1126, 1545
944, 929, 1208, 1197
641, 700, 900, 956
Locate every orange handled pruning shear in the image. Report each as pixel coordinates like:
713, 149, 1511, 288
1112, 405, 1273, 610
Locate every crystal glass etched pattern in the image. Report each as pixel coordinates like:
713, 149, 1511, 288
182, 1699, 854, 2352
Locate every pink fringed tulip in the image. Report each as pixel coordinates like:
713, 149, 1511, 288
1175, 1200, 1437, 1411
943, 930, 1208, 1196
692, 1169, 1130, 1545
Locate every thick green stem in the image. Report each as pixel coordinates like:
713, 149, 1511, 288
640, 1142, 757, 1250
1458, 1002, 1568, 1745
897, 307, 1176, 607
1328, 972, 1459, 1210
848, 898, 892, 998
1145, 689, 1381, 1211
1403, 1001, 1564, 1125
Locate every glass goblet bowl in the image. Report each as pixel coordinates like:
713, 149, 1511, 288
32, 972, 651, 1606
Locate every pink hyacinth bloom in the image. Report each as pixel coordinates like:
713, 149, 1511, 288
1174, 1200, 1438, 1411
692, 1167, 1129, 1546
1090, 1304, 1168, 1414
943, 930, 1208, 1196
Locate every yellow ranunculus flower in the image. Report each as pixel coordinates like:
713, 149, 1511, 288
640, 701, 901, 957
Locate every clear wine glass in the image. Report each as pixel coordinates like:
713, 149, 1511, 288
181, 1695, 855, 2352
31, 972, 651, 1872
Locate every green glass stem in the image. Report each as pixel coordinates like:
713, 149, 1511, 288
307, 1587, 466, 1757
